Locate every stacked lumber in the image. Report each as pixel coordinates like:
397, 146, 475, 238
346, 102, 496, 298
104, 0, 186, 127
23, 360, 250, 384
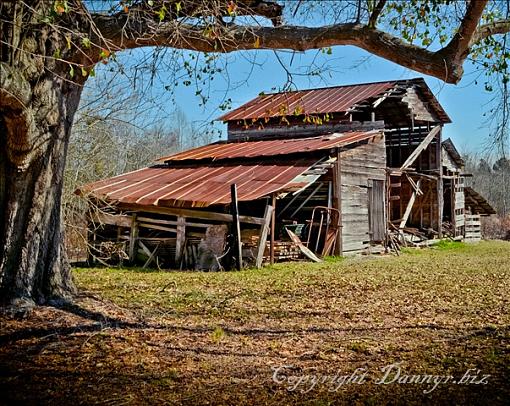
242, 235, 302, 262
264, 241, 302, 261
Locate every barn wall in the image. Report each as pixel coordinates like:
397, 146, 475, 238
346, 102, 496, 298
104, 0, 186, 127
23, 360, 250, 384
339, 134, 387, 253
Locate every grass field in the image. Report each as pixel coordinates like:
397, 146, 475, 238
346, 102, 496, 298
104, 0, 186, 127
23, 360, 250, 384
1, 241, 509, 405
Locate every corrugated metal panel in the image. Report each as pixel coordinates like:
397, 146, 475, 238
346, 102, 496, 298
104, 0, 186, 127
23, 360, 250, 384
219, 82, 393, 121
77, 159, 322, 208
157, 131, 381, 163
218, 78, 451, 124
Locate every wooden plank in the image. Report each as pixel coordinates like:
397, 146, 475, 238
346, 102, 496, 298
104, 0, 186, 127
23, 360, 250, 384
399, 180, 421, 229
137, 216, 210, 229
230, 184, 242, 270
143, 242, 161, 269
91, 211, 132, 228
400, 126, 440, 170
286, 228, 322, 263
138, 240, 152, 257
139, 223, 177, 233
175, 216, 186, 265
255, 205, 274, 268
118, 203, 265, 225
128, 215, 139, 263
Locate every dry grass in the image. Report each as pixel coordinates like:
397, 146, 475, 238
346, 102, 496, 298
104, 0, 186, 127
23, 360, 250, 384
1, 241, 509, 405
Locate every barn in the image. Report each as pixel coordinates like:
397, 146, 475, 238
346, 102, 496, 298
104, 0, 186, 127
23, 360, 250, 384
77, 78, 495, 269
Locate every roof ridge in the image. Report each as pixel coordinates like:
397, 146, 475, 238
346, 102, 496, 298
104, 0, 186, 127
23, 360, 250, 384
255, 77, 423, 96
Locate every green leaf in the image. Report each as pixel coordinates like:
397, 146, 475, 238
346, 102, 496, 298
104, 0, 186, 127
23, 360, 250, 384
69, 65, 75, 78
157, 7, 166, 21
175, 2, 182, 13
81, 37, 91, 49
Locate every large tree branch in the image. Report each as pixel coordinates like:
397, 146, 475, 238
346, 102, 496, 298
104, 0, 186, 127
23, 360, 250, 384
471, 19, 510, 45
442, 0, 488, 59
92, 14, 474, 84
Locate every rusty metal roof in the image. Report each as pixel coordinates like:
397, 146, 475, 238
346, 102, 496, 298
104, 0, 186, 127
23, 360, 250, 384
218, 78, 451, 124
219, 81, 394, 121
157, 130, 381, 163
77, 158, 323, 208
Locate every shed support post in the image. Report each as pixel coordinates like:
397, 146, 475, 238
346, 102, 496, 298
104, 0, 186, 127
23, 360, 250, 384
231, 184, 243, 270
332, 149, 343, 255
270, 194, 276, 265
255, 204, 274, 268
436, 127, 443, 238
175, 216, 186, 266
128, 214, 139, 263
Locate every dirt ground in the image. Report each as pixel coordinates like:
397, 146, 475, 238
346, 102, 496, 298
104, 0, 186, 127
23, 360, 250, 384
1, 241, 509, 405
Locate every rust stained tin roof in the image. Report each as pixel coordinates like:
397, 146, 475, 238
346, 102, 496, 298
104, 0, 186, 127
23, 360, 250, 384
77, 159, 321, 208
157, 130, 381, 163
219, 81, 394, 121
218, 78, 451, 123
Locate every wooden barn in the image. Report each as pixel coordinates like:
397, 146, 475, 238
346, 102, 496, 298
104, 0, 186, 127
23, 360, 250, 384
77, 78, 495, 269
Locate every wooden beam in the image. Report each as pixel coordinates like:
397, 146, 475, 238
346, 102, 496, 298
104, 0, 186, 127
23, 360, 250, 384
139, 223, 177, 233
227, 121, 385, 140
118, 203, 265, 225
91, 211, 132, 228
137, 216, 210, 229
270, 194, 276, 265
290, 182, 323, 218
400, 126, 441, 170
436, 127, 443, 238
128, 214, 139, 263
143, 242, 161, 269
175, 216, 186, 266
399, 180, 422, 230
230, 184, 242, 270
278, 186, 307, 218
332, 149, 343, 255
255, 204, 274, 268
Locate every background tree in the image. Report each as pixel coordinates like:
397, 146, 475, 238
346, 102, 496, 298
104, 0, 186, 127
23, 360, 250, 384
1, 0, 510, 308
63, 71, 211, 261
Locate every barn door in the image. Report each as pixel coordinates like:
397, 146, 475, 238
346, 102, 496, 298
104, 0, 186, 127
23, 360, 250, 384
368, 179, 386, 242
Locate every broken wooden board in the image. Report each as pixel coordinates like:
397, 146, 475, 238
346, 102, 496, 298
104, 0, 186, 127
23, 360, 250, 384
285, 228, 322, 263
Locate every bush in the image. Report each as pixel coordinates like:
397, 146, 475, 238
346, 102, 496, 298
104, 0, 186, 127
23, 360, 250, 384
482, 215, 510, 240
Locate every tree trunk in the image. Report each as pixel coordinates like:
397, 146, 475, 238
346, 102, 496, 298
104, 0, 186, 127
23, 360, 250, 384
0, 75, 83, 307
0, 2, 91, 308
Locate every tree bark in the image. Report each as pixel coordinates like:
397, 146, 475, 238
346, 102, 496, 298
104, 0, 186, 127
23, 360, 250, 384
0, 1, 87, 307
0, 74, 83, 307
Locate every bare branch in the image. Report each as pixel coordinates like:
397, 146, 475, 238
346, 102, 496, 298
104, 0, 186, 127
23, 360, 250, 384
368, 0, 386, 28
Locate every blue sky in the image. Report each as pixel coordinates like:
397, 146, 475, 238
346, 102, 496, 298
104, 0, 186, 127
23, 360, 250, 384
102, 44, 501, 155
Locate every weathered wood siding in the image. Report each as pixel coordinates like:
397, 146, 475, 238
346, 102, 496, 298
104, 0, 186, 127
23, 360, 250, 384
339, 134, 387, 253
